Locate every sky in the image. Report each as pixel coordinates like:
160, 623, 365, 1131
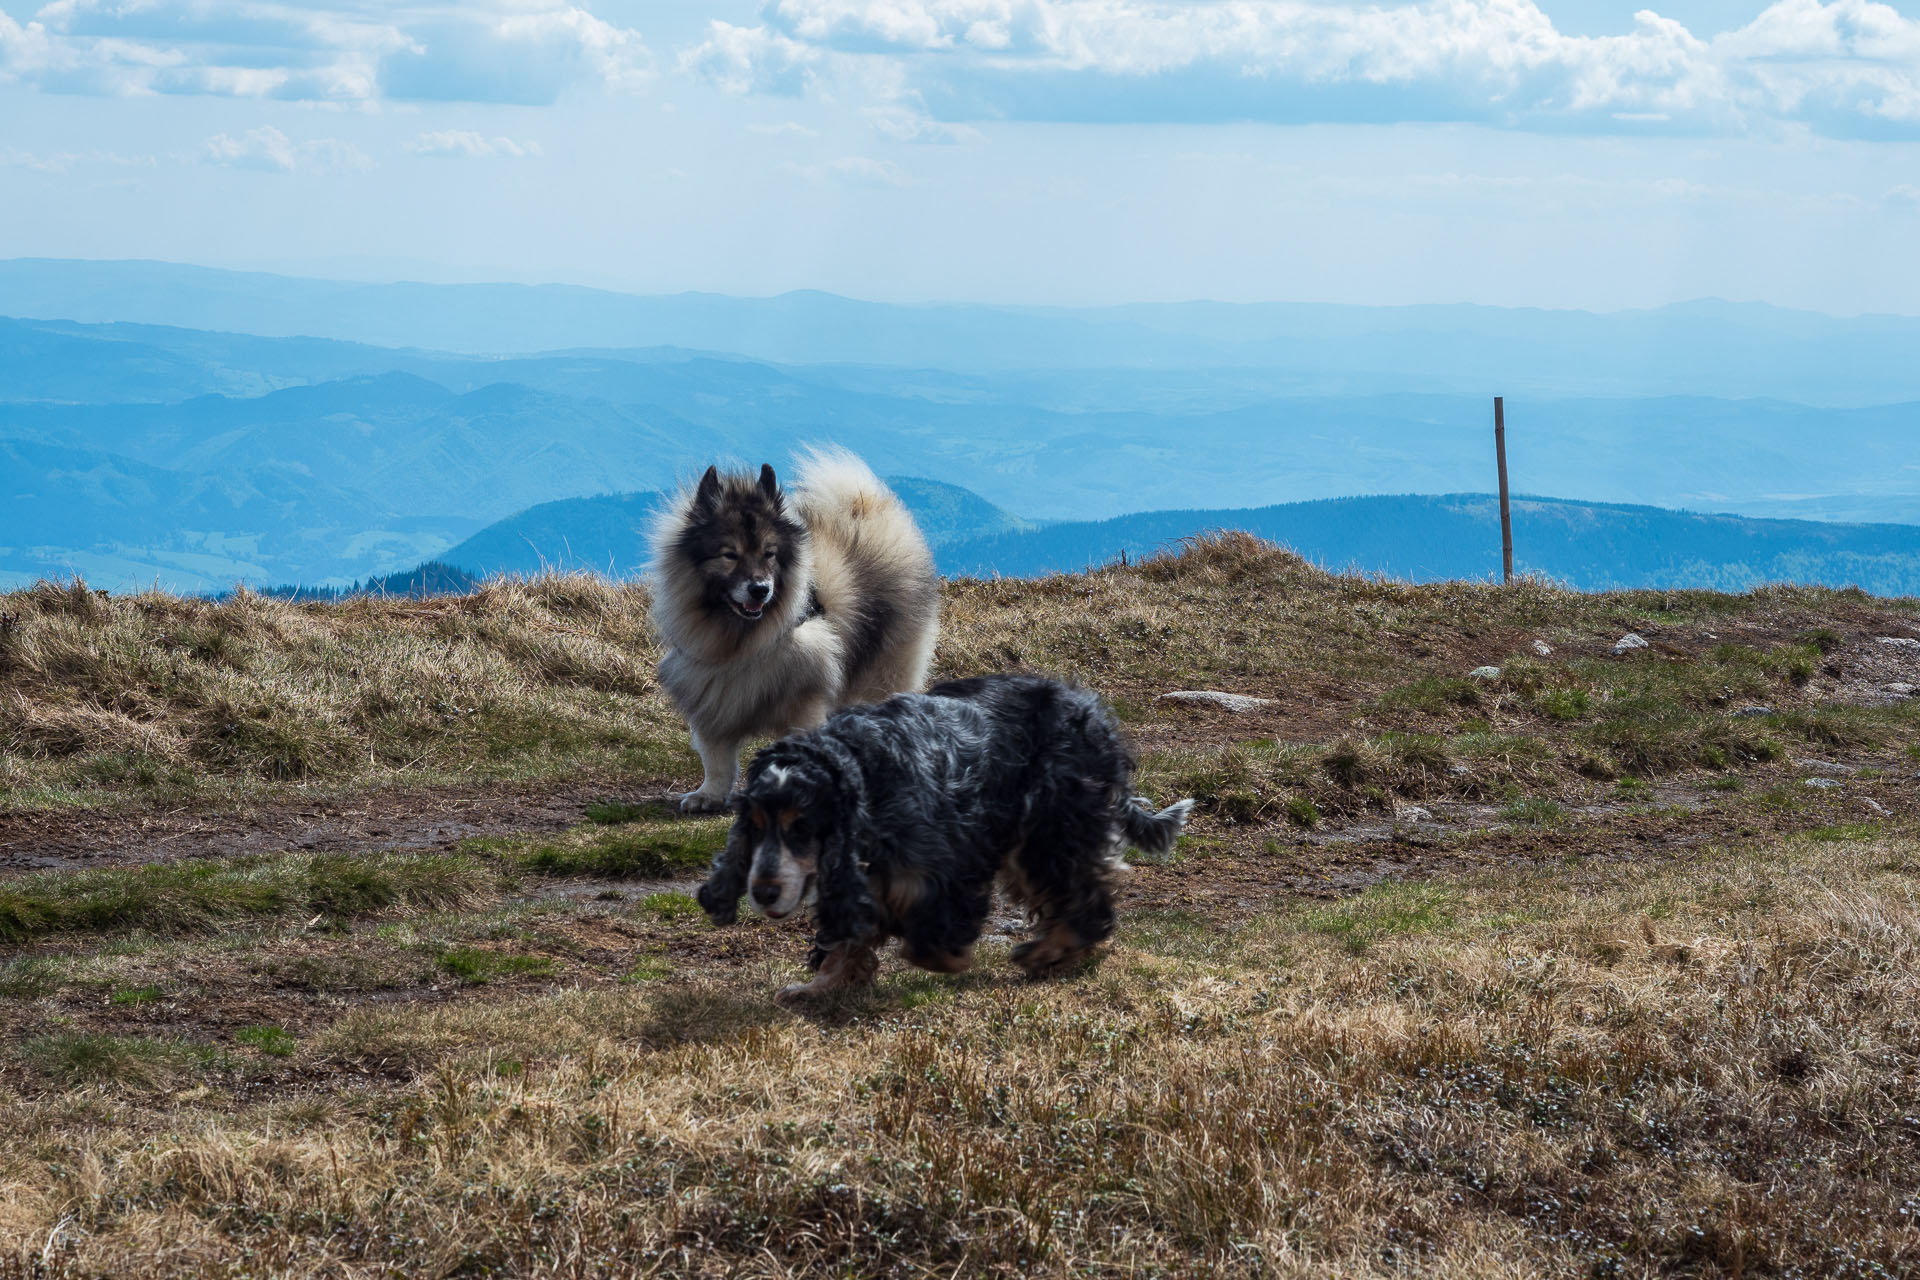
2, 0, 1918, 312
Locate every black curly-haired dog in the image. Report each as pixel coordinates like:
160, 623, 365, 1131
695, 673, 1193, 1002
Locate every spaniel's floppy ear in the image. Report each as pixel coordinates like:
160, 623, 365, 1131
808, 743, 880, 949
695, 797, 752, 926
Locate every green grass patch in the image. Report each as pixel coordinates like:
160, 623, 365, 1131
22, 1032, 205, 1089
1758, 787, 1809, 814
0, 851, 494, 945
1379, 675, 1481, 715
1536, 687, 1591, 722
583, 800, 663, 826
639, 891, 703, 921
109, 984, 162, 1006
1304, 883, 1456, 955
1284, 796, 1320, 829
621, 957, 673, 983
1613, 777, 1654, 800
437, 947, 556, 985
1499, 797, 1567, 825
0, 956, 63, 998
517, 818, 728, 878
234, 1025, 297, 1057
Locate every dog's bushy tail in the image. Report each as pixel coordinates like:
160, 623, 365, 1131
1120, 796, 1194, 863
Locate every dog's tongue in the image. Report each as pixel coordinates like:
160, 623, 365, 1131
742, 601, 764, 618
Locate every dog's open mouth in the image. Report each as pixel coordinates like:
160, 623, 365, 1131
730, 598, 768, 621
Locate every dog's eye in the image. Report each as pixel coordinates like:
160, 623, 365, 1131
762, 546, 778, 558
719, 551, 740, 563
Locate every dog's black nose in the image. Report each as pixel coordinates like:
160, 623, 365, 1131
746, 581, 772, 603
750, 881, 781, 907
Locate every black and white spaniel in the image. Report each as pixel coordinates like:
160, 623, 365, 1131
696, 673, 1193, 1002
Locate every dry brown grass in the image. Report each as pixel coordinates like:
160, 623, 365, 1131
1, 575, 689, 809
6, 537, 1916, 814
5, 539, 1920, 1276
3, 831, 1919, 1277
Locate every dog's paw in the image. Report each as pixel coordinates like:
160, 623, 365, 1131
678, 789, 728, 815
775, 981, 829, 1005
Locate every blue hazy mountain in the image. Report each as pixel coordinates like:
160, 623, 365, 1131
374, 490, 1920, 597
4, 268, 1919, 593
7, 258, 1920, 405
932, 493, 1920, 594
433, 479, 1034, 580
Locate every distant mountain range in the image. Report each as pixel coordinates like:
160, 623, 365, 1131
8, 258, 1920, 404
3, 257, 1919, 596
307, 490, 1920, 597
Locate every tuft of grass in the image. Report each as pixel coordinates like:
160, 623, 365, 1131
1284, 795, 1320, 829
517, 818, 728, 879
437, 947, 557, 985
639, 891, 703, 921
1536, 687, 1591, 721
1499, 796, 1567, 825
1797, 626, 1844, 654
1613, 776, 1654, 801
23, 1032, 203, 1090
620, 957, 673, 983
109, 983, 162, 1006
0, 956, 63, 998
1378, 675, 1480, 715
234, 1025, 297, 1057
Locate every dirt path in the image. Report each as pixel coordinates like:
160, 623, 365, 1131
0, 780, 686, 872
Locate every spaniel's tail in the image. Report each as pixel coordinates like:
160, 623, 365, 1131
1120, 796, 1194, 861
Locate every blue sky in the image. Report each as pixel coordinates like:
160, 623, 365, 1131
2, 0, 1918, 311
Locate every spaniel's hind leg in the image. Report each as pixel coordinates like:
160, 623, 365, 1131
1007, 819, 1118, 979
777, 941, 879, 1004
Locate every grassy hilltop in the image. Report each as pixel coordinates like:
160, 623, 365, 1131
3, 536, 1920, 1277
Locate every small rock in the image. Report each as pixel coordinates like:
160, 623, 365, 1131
1612, 633, 1649, 655
1876, 636, 1920, 650
1469, 666, 1502, 680
1532, 639, 1553, 656
1447, 764, 1471, 777
1804, 777, 1843, 790
1888, 683, 1917, 698
1398, 806, 1435, 822
1864, 798, 1891, 816
1798, 759, 1856, 775
1157, 690, 1275, 713
1733, 705, 1774, 718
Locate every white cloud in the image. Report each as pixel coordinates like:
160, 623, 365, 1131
679, 20, 820, 96
746, 119, 819, 137
201, 125, 369, 173
408, 130, 542, 158
689, 0, 1920, 137
0, 0, 650, 103
1887, 183, 1920, 210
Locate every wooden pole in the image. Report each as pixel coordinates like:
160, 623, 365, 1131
1494, 396, 1513, 584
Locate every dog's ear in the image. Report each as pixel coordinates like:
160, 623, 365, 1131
757, 463, 779, 503
695, 810, 751, 926
694, 465, 722, 511
808, 747, 880, 949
